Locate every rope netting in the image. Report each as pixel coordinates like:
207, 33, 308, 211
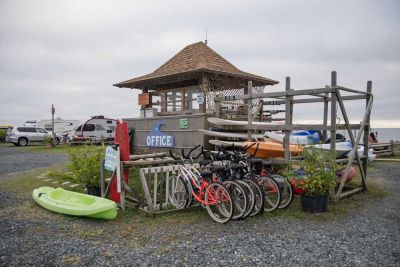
201, 76, 265, 118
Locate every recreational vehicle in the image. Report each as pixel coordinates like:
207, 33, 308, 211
69, 116, 117, 143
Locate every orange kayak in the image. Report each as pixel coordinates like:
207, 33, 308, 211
243, 141, 303, 158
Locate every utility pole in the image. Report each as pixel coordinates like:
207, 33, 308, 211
51, 104, 55, 146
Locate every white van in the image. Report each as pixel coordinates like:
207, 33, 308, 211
70, 116, 117, 142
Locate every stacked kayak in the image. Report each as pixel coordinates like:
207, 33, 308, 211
33, 187, 118, 220
264, 130, 321, 145
244, 141, 303, 158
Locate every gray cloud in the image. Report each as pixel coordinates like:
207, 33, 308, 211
0, 0, 399, 127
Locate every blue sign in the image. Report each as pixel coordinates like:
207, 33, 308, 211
104, 146, 118, 171
146, 122, 174, 147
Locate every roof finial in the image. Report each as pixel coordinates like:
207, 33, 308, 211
205, 28, 208, 45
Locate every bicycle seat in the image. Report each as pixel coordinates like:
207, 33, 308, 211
211, 165, 225, 172
230, 164, 246, 170
262, 160, 273, 166
200, 171, 213, 178
247, 158, 262, 164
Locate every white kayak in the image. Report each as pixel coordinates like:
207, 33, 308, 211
209, 139, 244, 147
310, 141, 353, 158
347, 146, 376, 162
197, 129, 264, 140
264, 131, 320, 145
207, 117, 283, 126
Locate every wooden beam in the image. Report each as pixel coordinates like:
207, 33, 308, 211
335, 93, 373, 199
335, 89, 366, 192
215, 87, 335, 102
338, 85, 369, 95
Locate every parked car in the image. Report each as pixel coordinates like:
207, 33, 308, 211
5, 127, 62, 146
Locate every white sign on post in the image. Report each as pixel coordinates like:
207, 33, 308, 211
104, 146, 118, 172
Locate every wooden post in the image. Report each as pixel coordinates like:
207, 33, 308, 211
182, 90, 186, 111
187, 92, 193, 110
284, 77, 291, 161
323, 90, 329, 142
120, 162, 126, 211
363, 81, 372, 185
51, 104, 55, 146
247, 81, 253, 141
172, 92, 177, 111
200, 75, 208, 113
330, 71, 337, 155
100, 158, 105, 197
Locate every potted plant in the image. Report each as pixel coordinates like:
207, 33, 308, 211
293, 147, 336, 213
49, 145, 105, 196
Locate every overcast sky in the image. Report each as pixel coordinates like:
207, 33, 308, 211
1, 0, 399, 127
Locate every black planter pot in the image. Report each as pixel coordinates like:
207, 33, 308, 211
300, 194, 328, 213
86, 185, 101, 196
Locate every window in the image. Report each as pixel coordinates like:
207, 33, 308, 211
82, 124, 95, 131
108, 126, 115, 132
95, 124, 105, 131
75, 125, 82, 132
17, 127, 35, 132
36, 128, 47, 133
107, 120, 113, 124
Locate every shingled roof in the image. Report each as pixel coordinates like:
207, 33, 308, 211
114, 41, 278, 89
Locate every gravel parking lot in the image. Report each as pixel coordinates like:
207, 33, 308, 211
0, 145, 68, 178
0, 148, 399, 266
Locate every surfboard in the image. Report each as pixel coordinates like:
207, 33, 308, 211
207, 117, 283, 126
197, 129, 264, 140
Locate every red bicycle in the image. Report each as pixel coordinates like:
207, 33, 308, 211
168, 148, 234, 223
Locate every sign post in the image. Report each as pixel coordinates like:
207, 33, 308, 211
51, 104, 55, 146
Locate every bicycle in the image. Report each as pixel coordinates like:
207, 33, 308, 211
168, 147, 234, 223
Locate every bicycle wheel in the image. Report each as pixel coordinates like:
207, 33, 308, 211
236, 180, 255, 219
168, 174, 191, 209
257, 175, 281, 212
271, 174, 294, 209
243, 178, 264, 217
205, 182, 233, 224
223, 180, 247, 220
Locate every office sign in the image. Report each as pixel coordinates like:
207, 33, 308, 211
146, 122, 174, 147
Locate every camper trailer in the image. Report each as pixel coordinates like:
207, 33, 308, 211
69, 116, 117, 143
38, 118, 80, 134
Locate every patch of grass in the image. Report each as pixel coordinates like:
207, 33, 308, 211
61, 256, 82, 265
268, 180, 389, 222
20, 144, 85, 154
0, 164, 69, 194
79, 228, 104, 238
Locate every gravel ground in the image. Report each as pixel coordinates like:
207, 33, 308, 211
0, 160, 399, 266
0, 145, 68, 178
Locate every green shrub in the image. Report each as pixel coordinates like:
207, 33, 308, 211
290, 146, 336, 196
0, 129, 7, 142
49, 145, 105, 186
